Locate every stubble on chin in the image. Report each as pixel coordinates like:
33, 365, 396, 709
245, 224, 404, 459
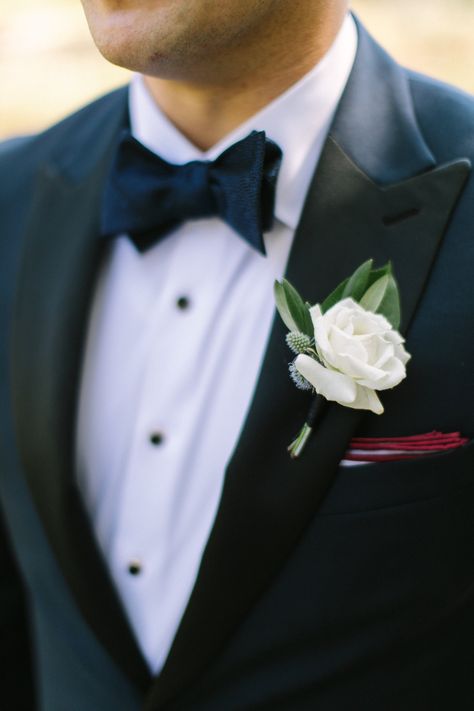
80, 0, 284, 80
80, 1, 185, 74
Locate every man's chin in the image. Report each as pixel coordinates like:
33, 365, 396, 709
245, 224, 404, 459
81, 0, 195, 73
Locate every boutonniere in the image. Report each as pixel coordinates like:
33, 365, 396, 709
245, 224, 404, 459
274, 259, 411, 458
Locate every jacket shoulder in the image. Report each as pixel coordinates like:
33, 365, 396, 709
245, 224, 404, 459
0, 86, 129, 196
407, 70, 474, 162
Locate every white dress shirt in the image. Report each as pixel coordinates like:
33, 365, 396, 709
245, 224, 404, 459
76, 14, 357, 673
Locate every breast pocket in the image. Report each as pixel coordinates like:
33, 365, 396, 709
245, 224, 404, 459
317, 437, 474, 516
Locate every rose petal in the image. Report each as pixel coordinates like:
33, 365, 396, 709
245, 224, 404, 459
385, 330, 411, 365
359, 355, 407, 390
372, 336, 396, 369
309, 303, 323, 327
294, 354, 357, 405
328, 326, 369, 364
336, 352, 389, 385
351, 310, 392, 335
312, 310, 332, 354
351, 385, 384, 414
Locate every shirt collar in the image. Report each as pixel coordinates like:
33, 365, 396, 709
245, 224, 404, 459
129, 13, 357, 232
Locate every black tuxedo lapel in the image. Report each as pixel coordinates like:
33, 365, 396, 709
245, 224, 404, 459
11, 90, 151, 691
145, 20, 470, 710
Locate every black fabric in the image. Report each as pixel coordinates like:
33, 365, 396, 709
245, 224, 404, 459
101, 130, 282, 253
0, 510, 35, 710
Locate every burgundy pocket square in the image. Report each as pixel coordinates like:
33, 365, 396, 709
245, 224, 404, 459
341, 431, 469, 465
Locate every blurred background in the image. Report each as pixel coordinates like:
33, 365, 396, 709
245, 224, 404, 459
1, 0, 474, 139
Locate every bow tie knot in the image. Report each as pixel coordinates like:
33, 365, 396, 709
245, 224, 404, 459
101, 129, 283, 254
170, 160, 216, 219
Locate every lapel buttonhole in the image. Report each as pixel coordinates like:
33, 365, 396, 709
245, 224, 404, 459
382, 207, 421, 227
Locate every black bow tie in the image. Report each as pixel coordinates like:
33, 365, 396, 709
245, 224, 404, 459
100, 129, 283, 254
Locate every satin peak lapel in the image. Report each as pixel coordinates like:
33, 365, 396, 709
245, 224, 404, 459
145, 21, 471, 710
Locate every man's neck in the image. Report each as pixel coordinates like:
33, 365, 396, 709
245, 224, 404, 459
142, 4, 348, 151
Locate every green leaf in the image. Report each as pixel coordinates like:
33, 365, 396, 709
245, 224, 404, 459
321, 259, 375, 313
274, 279, 313, 336
320, 277, 349, 313
274, 281, 298, 332
283, 279, 314, 336
375, 273, 401, 330
360, 274, 390, 313
341, 259, 373, 301
359, 272, 401, 330
365, 261, 392, 289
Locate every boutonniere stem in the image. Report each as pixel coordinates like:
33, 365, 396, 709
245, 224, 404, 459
288, 395, 327, 459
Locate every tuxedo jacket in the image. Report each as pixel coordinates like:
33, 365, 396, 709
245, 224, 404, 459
1, 19, 473, 711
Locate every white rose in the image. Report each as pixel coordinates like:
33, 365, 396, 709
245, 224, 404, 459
294, 298, 411, 414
